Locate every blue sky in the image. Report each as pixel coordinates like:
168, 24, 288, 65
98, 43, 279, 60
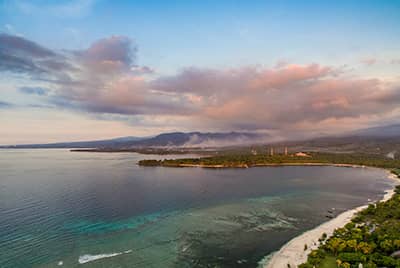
1, 0, 400, 144
2, 0, 400, 71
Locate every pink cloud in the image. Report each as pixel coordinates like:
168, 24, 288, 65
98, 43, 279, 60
361, 58, 378, 65
3, 33, 400, 137
250, 64, 331, 90
55, 59, 400, 135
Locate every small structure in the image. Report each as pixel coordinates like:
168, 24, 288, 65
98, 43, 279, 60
391, 250, 400, 259
295, 152, 310, 157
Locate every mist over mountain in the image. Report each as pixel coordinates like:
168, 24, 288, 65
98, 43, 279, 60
120, 132, 267, 148
349, 124, 400, 138
269, 124, 400, 157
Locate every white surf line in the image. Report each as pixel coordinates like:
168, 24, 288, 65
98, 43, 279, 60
264, 170, 399, 268
78, 250, 132, 264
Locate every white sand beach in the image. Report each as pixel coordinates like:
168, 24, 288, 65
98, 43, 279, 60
265, 171, 399, 268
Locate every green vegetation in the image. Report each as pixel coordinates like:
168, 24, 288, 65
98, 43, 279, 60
319, 256, 337, 268
392, 168, 400, 177
299, 184, 400, 268
139, 152, 400, 169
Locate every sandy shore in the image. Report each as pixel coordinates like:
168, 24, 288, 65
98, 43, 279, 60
264, 171, 399, 268
163, 162, 370, 169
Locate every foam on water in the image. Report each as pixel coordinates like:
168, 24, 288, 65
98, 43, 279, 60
78, 250, 132, 264
257, 251, 277, 268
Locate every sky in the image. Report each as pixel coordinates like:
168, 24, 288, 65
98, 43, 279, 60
1, 0, 400, 145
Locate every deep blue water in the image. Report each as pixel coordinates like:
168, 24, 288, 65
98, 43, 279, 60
0, 149, 393, 267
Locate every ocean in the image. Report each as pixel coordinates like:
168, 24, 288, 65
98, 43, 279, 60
0, 149, 393, 267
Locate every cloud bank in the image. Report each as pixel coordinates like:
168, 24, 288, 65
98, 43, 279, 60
1, 33, 400, 137
19, 86, 50, 95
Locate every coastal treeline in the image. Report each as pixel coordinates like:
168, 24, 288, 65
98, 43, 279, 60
138, 152, 400, 169
299, 184, 400, 268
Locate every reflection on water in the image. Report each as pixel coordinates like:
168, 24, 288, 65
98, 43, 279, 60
0, 149, 393, 267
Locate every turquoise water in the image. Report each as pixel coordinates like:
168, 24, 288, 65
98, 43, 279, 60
0, 149, 393, 267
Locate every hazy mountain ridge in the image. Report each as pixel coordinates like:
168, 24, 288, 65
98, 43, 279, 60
0, 132, 266, 149
1, 124, 399, 151
348, 123, 400, 137
0, 136, 146, 149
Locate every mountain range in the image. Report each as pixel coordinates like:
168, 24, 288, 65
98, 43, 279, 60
1, 124, 399, 150
0, 132, 264, 149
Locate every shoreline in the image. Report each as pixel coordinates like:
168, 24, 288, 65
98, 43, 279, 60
264, 170, 399, 268
140, 162, 372, 169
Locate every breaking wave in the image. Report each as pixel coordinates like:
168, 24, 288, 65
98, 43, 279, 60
78, 250, 132, 264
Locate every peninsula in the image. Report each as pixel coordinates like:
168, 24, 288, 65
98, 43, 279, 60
138, 152, 400, 170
